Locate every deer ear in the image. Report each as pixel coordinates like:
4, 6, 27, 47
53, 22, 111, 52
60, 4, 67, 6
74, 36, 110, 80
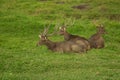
39, 35, 41, 38
63, 27, 66, 30
59, 27, 61, 30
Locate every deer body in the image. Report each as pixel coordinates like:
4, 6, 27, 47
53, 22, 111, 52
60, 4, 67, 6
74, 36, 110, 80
37, 37, 85, 53
89, 33, 104, 48
89, 25, 106, 49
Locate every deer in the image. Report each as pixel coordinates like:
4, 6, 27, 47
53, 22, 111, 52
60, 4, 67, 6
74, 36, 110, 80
58, 18, 90, 52
88, 24, 106, 49
36, 24, 86, 53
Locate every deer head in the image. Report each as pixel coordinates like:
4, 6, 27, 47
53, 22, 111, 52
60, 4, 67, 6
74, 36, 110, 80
59, 26, 66, 35
92, 20, 106, 34
96, 24, 106, 34
37, 23, 59, 46
36, 26, 48, 46
59, 17, 75, 35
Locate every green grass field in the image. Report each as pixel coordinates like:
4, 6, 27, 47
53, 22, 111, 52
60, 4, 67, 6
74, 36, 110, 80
0, 0, 120, 80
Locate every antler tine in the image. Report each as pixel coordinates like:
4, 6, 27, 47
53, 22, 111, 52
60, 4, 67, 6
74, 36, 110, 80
55, 22, 60, 30
62, 17, 72, 27
64, 18, 68, 27
46, 23, 51, 34
63, 17, 68, 27
70, 17, 75, 27
65, 17, 75, 27
42, 24, 47, 35
38, 24, 46, 38
47, 23, 60, 37
43, 23, 51, 36
65, 17, 71, 26
100, 24, 104, 27
92, 20, 99, 26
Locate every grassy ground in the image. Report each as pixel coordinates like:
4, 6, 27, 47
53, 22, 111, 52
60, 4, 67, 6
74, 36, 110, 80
0, 0, 120, 80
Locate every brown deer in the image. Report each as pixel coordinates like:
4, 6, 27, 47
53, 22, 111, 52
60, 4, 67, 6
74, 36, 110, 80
88, 24, 106, 49
37, 24, 86, 53
58, 18, 90, 51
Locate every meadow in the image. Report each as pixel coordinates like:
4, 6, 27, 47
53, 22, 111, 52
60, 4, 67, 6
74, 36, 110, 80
0, 0, 120, 80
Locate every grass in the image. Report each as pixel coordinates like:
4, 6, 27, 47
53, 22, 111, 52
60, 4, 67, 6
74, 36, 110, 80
0, 0, 120, 80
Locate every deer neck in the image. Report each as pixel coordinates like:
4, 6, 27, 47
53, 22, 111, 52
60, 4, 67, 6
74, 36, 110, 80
96, 32, 102, 36
45, 40, 56, 50
64, 31, 71, 41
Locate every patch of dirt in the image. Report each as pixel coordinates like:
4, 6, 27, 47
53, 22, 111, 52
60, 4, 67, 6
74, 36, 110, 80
99, 5, 108, 12
28, 8, 42, 16
108, 14, 120, 21
72, 4, 89, 10
56, 1, 65, 4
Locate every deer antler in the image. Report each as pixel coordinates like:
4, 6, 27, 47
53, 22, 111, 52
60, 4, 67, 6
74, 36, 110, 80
40, 22, 59, 37
43, 23, 51, 35
92, 20, 99, 26
47, 23, 60, 37
39, 24, 46, 38
100, 24, 104, 27
69, 17, 75, 27
64, 17, 75, 27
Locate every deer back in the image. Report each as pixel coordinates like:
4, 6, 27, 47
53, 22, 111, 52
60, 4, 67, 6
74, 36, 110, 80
55, 40, 85, 53
59, 26, 90, 51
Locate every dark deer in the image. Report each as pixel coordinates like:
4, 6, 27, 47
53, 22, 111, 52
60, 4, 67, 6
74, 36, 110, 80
58, 18, 90, 51
88, 24, 106, 49
37, 24, 86, 53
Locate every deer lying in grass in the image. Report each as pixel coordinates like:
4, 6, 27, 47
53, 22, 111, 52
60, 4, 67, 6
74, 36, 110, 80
89, 24, 106, 49
37, 24, 86, 53
58, 18, 90, 51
